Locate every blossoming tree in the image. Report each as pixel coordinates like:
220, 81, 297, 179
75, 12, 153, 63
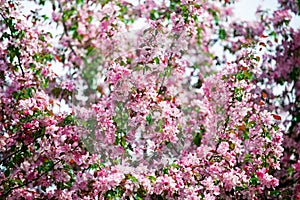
0, 0, 299, 199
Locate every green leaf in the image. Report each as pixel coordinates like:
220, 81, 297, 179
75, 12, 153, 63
135, 195, 143, 200
38, 0, 46, 5
163, 167, 169, 174
208, 8, 219, 25
234, 87, 244, 102
193, 131, 202, 146
1, 32, 11, 39
35, 142, 40, 150
181, 5, 190, 23
165, 66, 172, 77
242, 129, 249, 140
76, 0, 84, 4
270, 189, 280, 196
249, 174, 260, 186
225, 116, 230, 124
269, 31, 277, 38
41, 14, 49, 20
157, 119, 164, 132
39, 35, 45, 42
63, 115, 76, 126
287, 166, 294, 176
12, 87, 35, 100
12, 91, 20, 100
51, 87, 61, 98
219, 28, 226, 40
62, 7, 76, 22
150, 9, 160, 20
273, 125, 279, 131
146, 114, 152, 125
44, 160, 54, 171
236, 72, 243, 80
235, 185, 248, 191
104, 186, 124, 199
170, 163, 180, 169
23, 87, 34, 99
248, 121, 256, 128
127, 174, 138, 183
88, 163, 98, 170
170, 0, 180, 10
19, 30, 26, 39
289, 67, 300, 81
147, 175, 156, 183
87, 16, 93, 23
4, 169, 10, 177
265, 132, 272, 140
121, 137, 126, 147
42, 78, 49, 88
243, 71, 253, 80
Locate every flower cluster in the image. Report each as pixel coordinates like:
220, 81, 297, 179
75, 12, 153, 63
0, 0, 298, 199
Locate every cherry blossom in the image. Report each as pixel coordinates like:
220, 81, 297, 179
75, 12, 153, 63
0, 0, 299, 199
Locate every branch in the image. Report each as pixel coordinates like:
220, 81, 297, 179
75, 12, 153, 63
57, 2, 78, 57
1, 159, 62, 198
0, 10, 25, 77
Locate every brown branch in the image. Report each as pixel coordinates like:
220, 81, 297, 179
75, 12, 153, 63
1, 159, 62, 198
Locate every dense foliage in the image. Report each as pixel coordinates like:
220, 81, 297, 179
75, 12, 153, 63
0, 0, 299, 199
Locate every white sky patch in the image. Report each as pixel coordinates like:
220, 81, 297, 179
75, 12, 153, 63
234, 0, 300, 28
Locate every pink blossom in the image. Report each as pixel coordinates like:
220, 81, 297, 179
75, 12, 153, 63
217, 141, 229, 155
272, 9, 292, 26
